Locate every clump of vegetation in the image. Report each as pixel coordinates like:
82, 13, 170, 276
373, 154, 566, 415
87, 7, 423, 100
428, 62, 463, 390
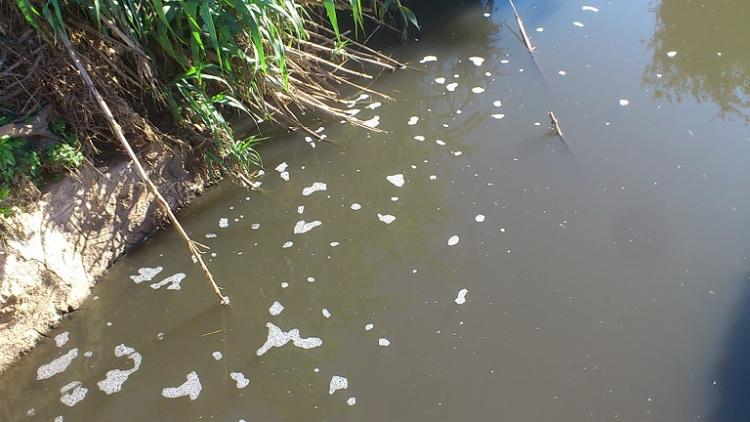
0, 113, 84, 215
7, 0, 414, 179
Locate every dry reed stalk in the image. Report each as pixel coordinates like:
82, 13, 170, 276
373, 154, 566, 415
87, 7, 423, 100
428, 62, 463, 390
508, 0, 536, 53
56, 27, 229, 305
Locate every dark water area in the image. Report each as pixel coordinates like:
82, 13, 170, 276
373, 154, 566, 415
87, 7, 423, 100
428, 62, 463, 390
4, 0, 750, 420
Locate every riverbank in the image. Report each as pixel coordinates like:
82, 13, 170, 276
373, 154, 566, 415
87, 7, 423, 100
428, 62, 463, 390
0, 143, 207, 373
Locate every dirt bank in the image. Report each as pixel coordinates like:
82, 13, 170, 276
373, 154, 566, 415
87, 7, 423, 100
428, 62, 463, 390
0, 145, 207, 373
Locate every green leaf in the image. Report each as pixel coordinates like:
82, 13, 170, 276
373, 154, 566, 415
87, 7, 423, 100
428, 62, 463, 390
199, 2, 224, 70
323, 0, 339, 39
399, 5, 419, 30
16, 0, 42, 33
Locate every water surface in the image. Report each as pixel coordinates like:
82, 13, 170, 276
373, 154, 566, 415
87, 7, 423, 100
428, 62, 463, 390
4, 0, 750, 420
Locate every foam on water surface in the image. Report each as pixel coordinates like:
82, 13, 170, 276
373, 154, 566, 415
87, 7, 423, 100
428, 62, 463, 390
293, 220, 322, 235
162, 371, 202, 400
386, 174, 405, 187
96, 344, 142, 395
455, 289, 469, 305
269, 301, 284, 316
60, 381, 87, 407
149, 273, 186, 290
130, 267, 163, 284
302, 182, 327, 196
377, 213, 396, 224
230, 372, 250, 389
329, 375, 349, 395
55, 332, 69, 347
37, 348, 78, 380
256, 322, 323, 356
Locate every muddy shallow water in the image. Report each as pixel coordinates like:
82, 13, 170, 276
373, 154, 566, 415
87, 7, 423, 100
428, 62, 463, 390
4, 0, 750, 420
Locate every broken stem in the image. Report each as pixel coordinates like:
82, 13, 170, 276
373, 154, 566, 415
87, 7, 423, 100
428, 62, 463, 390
57, 28, 228, 305
508, 0, 536, 53
548, 111, 564, 138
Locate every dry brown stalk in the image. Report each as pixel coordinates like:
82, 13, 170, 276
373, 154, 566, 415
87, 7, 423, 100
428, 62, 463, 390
508, 0, 536, 53
56, 27, 229, 305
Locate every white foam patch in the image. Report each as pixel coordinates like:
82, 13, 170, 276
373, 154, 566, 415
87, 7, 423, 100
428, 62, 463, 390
294, 220, 322, 234
419, 55, 437, 64
362, 115, 381, 128
219, 218, 229, 228
667, 51, 678, 58
269, 301, 284, 316
37, 348, 78, 380
256, 322, 323, 356
280, 171, 290, 181
455, 288, 469, 305
96, 344, 142, 395
491, 114, 505, 120
330, 241, 340, 247
55, 332, 69, 347
366, 102, 382, 110
60, 381, 87, 407
365, 323, 374, 331
322, 308, 332, 318
471, 87, 485, 94
573, 21, 584, 27
230, 372, 250, 389
536, 26, 544, 32
434, 77, 446, 84
407, 116, 419, 126
347, 396, 357, 406
386, 174, 405, 187
329, 375, 349, 395
281, 282, 289, 288
468, 56, 485, 66
130, 267, 163, 284
446, 82, 459, 92
493, 100, 502, 107
350, 203, 362, 210
558, 70, 567, 76
275, 162, 288, 172
302, 182, 327, 196
377, 213, 396, 224
475, 214, 486, 223
251, 223, 261, 230
414, 135, 425, 142
149, 273, 186, 290
619, 99, 630, 106
582, 5, 599, 12
297, 205, 305, 215
205, 233, 218, 239
448, 235, 460, 246
378, 338, 391, 347
212, 351, 223, 361
282, 241, 294, 248
436, 139, 446, 146
162, 371, 202, 400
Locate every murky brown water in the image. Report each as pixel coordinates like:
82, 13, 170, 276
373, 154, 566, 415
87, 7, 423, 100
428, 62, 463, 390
4, 0, 750, 420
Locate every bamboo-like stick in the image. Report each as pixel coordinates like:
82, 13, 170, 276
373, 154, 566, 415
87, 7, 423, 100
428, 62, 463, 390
508, 0, 536, 53
57, 28, 229, 305
548, 111, 563, 138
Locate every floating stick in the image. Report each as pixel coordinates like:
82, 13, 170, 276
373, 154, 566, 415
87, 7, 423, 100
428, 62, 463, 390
508, 0, 536, 53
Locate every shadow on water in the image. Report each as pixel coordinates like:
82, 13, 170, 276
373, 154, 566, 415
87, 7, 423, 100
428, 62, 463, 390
643, 0, 750, 122
710, 272, 750, 421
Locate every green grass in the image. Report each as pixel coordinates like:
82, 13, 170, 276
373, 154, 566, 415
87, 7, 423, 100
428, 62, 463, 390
14, 0, 417, 182
0, 114, 84, 216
